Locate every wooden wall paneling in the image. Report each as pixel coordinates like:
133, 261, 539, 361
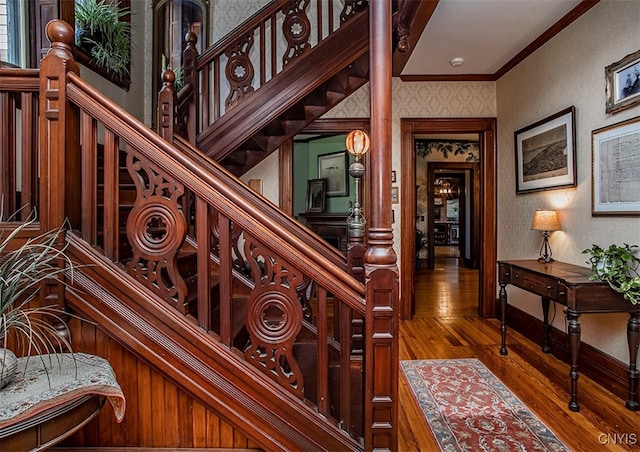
192, 401, 207, 447
62, 316, 257, 448
178, 389, 194, 446
136, 357, 153, 444
164, 376, 180, 446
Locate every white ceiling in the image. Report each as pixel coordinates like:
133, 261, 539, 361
401, 0, 583, 76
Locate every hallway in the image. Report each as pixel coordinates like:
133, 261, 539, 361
398, 259, 640, 451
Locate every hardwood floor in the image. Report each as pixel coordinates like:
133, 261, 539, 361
399, 258, 640, 451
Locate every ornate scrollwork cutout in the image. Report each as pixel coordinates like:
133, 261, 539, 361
225, 34, 255, 109
125, 151, 188, 312
340, 0, 368, 23
282, 0, 311, 65
242, 234, 305, 398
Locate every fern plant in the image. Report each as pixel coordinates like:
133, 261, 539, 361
0, 208, 75, 384
583, 243, 640, 305
75, 0, 131, 79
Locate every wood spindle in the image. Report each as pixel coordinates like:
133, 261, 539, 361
1, 92, 16, 214
340, 301, 353, 432
103, 130, 119, 260
196, 197, 212, 332
271, 15, 277, 79
20, 92, 38, 219
259, 23, 266, 86
317, 285, 329, 416
218, 212, 234, 347
80, 111, 97, 244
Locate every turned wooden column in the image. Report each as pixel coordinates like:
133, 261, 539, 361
364, 1, 399, 450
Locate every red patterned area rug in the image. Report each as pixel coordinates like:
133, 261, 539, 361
401, 359, 570, 451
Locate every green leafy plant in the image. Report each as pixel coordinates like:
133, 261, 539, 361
75, 0, 131, 79
583, 243, 640, 305
0, 209, 75, 359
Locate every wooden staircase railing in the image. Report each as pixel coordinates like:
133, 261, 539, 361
0, 68, 40, 221
0, 18, 400, 450
159, 0, 371, 175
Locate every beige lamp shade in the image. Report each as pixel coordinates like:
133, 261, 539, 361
531, 209, 561, 232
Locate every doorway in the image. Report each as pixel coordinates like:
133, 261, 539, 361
400, 118, 497, 320
425, 163, 479, 270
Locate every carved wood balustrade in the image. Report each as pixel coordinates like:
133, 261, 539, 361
0, 68, 40, 220
1, 6, 401, 447
3, 19, 377, 445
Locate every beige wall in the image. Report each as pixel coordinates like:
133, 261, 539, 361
496, 0, 640, 362
324, 79, 497, 255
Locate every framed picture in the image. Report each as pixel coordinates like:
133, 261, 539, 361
434, 196, 443, 206
306, 179, 326, 213
514, 106, 576, 194
391, 186, 399, 204
318, 151, 348, 197
391, 170, 396, 183
591, 116, 640, 215
605, 49, 640, 115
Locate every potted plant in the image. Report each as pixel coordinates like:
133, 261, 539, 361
583, 243, 640, 305
0, 209, 74, 388
75, 0, 131, 79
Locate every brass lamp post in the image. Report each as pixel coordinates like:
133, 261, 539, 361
345, 130, 370, 240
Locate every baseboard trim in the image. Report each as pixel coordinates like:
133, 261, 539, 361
505, 304, 631, 402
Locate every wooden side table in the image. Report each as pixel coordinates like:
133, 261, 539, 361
498, 259, 640, 412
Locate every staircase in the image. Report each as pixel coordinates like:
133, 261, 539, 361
0, 1, 404, 449
161, 0, 371, 176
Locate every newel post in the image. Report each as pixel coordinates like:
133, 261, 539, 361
39, 20, 80, 232
157, 69, 176, 142
364, 0, 399, 451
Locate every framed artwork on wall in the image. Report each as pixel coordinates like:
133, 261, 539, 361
591, 116, 640, 215
605, 49, 640, 115
514, 106, 576, 194
306, 179, 326, 213
318, 151, 348, 197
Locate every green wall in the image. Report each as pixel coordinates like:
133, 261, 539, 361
293, 135, 356, 218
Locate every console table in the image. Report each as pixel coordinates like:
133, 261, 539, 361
497, 259, 640, 412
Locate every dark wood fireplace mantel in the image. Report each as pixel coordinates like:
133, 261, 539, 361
299, 212, 350, 254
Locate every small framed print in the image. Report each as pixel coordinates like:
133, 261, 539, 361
318, 151, 348, 197
605, 49, 640, 115
306, 178, 326, 213
391, 186, 399, 204
391, 170, 396, 183
514, 106, 576, 194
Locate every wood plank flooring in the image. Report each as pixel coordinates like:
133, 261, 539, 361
399, 258, 640, 451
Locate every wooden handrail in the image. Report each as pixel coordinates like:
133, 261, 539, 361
197, 0, 289, 70
67, 71, 361, 303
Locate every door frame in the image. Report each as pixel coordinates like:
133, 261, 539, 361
400, 118, 497, 320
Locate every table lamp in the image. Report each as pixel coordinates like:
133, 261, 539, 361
531, 209, 561, 263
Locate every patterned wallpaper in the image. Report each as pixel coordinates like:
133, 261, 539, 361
324, 79, 496, 255
497, 1, 640, 362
